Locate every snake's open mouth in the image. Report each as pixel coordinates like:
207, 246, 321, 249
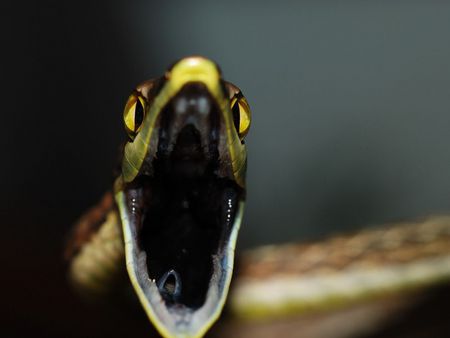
117, 80, 245, 337
138, 135, 243, 309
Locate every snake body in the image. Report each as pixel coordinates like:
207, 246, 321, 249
231, 216, 450, 319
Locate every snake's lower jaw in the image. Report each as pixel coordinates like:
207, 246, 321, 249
116, 181, 244, 338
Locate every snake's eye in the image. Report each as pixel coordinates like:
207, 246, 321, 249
123, 93, 146, 139
231, 94, 251, 140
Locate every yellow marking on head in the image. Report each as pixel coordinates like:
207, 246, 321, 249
122, 57, 246, 186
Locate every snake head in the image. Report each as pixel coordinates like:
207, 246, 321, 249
115, 57, 251, 338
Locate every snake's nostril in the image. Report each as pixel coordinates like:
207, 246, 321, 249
157, 269, 182, 303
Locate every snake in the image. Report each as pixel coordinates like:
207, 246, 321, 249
65, 56, 450, 338
66, 56, 251, 338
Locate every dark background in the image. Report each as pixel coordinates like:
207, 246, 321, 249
2, 1, 450, 337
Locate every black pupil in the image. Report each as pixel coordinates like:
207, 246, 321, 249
232, 100, 240, 133
134, 99, 144, 131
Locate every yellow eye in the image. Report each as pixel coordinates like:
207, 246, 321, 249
231, 94, 251, 140
123, 93, 146, 139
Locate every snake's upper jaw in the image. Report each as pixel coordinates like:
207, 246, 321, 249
116, 182, 244, 338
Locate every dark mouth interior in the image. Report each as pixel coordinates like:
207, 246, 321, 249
135, 85, 242, 309
139, 170, 239, 309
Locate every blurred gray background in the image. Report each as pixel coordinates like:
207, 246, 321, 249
126, 1, 450, 246
2, 1, 450, 336
4, 1, 450, 247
